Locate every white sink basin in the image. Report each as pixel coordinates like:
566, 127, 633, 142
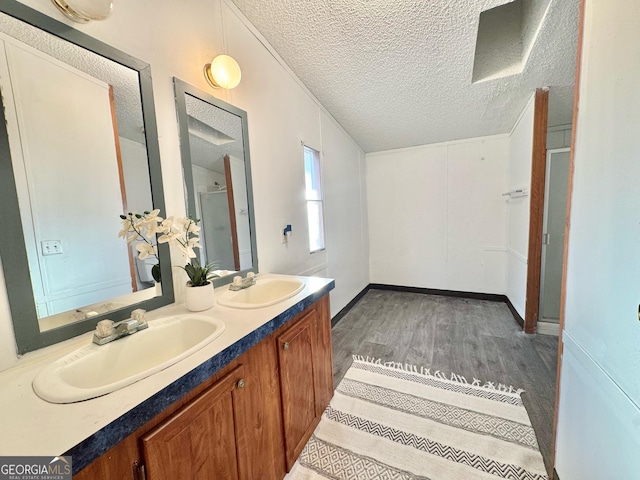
33, 315, 226, 403
218, 278, 305, 309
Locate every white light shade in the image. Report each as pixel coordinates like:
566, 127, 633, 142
51, 0, 113, 23
204, 55, 242, 89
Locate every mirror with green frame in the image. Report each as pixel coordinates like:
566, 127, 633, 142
173, 78, 258, 286
0, 1, 173, 354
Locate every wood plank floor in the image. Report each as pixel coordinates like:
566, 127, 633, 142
331, 289, 558, 473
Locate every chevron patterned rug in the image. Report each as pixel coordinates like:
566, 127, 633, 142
286, 356, 548, 480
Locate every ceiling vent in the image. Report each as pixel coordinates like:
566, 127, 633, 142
472, 0, 551, 83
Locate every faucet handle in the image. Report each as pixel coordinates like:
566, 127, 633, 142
95, 319, 114, 338
246, 272, 255, 279
131, 308, 147, 326
232, 276, 243, 287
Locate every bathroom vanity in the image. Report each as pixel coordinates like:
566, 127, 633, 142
77, 291, 332, 479
0, 275, 334, 479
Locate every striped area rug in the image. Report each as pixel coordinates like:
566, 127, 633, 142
286, 356, 548, 480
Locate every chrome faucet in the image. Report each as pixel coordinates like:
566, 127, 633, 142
228, 272, 256, 291
92, 309, 148, 345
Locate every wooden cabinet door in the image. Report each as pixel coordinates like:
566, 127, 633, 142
141, 365, 246, 480
233, 333, 286, 480
277, 309, 319, 470
312, 295, 334, 417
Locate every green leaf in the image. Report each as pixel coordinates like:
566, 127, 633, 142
181, 259, 219, 286
151, 264, 161, 283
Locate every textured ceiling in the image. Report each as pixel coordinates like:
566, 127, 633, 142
230, 0, 579, 153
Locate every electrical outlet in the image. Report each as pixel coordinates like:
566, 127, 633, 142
41, 240, 63, 256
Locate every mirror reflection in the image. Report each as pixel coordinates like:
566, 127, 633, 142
0, 2, 171, 345
174, 79, 257, 283
0, 23, 154, 330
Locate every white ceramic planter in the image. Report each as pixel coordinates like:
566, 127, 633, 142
184, 282, 215, 312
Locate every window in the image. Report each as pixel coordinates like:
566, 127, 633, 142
304, 145, 325, 253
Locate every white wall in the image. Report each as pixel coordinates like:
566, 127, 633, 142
506, 94, 535, 318
0, 0, 369, 371
366, 95, 537, 306
321, 111, 370, 316
555, 1, 640, 477
223, 6, 324, 278
366, 135, 509, 294
220, 3, 369, 308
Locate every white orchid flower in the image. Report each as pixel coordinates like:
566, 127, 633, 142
117, 225, 130, 239
187, 237, 202, 249
135, 242, 157, 260
119, 212, 206, 266
145, 209, 161, 219
126, 214, 146, 235
175, 217, 197, 234
158, 216, 184, 241
142, 221, 163, 238
181, 237, 202, 259
118, 218, 134, 239
160, 216, 175, 232
186, 222, 201, 234
157, 231, 180, 244
119, 221, 143, 244
140, 209, 163, 226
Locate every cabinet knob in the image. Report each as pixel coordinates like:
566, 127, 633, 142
237, 378, 246, 389
283, 342, 289, 351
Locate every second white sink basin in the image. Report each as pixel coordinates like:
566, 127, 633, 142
218, 277, 305, 309
33, 314, 226, 403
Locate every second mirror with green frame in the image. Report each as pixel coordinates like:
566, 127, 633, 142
173, 78, 258, 286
